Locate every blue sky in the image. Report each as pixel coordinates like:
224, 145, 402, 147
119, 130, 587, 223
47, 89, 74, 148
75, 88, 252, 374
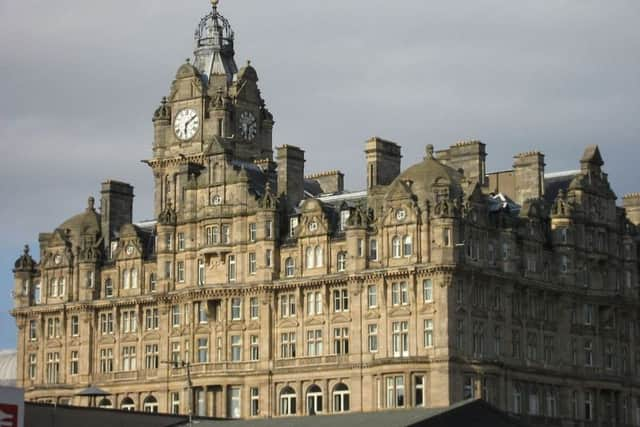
1, 0, 639, 349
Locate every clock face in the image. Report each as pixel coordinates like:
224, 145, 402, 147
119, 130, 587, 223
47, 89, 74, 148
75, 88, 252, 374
309, 221, 319, 232
174, 108, 200, 141
396, 209, 407, 221
54, 254, 62, 265
239, 111, 258, 141
125, 245, 134, 256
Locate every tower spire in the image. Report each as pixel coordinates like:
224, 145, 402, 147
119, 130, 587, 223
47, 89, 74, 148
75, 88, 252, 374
194, 0, 237, 85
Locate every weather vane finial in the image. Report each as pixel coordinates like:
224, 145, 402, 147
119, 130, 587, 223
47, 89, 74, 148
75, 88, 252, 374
211, 0, 219, 8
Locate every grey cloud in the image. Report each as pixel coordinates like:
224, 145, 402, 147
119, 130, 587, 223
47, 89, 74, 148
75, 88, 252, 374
1, 0, 639, 348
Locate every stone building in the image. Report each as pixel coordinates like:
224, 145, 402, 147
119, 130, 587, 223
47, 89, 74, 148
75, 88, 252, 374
11, 1, 640, 425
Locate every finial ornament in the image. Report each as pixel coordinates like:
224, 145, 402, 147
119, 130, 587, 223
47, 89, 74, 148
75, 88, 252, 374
211, 0, 219, 8
426, 144, 435, 159
23, 245, 30, 256
88, 196, 95, 211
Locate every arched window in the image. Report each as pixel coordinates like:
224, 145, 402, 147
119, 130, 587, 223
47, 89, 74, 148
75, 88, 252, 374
392, 236, 402, 258
337, 252, 347, 272
306, 384, 323, 415
131, 269, 138, 289
121, 397, 135, 411
403, 236, 413, 257
285, 258, 295, 278
306, 247, 314, 269
280, 386, 297, 416
143, 395, 158, 413
104, 278, 113, 298
315, 246, 323, 267
98, 398, 113, 409
332, 383, 350, 413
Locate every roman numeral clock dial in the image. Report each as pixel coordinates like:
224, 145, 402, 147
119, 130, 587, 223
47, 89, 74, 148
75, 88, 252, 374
239, 111, 258, 141
174, 108, 200, 141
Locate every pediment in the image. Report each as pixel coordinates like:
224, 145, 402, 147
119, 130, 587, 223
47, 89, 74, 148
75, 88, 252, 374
386, 180, 415, 202
381, 204, 418, 227
143, 331, 161, 341
365, 310, 382, 321
388, 307, 412, 318
301, 198, 324, 214
115, 239, 143, 261
298, 215, 329, 239
419, 305, 437, 315
330, 314, 351, 324
228, 322, 245, 332
98, 335, 116, 345
304, 317, 325, 327
195, 326, 211, 335
277, 318, 299, 329
120, 335, 139, 344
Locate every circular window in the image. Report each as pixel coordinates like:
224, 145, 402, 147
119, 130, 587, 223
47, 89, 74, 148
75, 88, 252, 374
309, 221, 319, 232
396, 209, 407, 221
211, 195, 222, 206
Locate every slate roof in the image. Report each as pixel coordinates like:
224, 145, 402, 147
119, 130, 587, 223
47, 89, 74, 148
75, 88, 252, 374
544, 170, 580, 203
182, 399, 524, 427
0, 350, 17, 387
24, 403, 188, 427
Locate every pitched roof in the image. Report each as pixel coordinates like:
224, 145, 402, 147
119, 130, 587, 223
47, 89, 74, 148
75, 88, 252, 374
25, 403, 188, 427
185, 399, 523, 427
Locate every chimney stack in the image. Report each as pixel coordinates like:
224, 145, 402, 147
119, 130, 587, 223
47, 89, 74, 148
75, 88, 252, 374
277, 145, 305, 211
306, 170, 344, 195
365, 137, 402, 189
100, 180, 134, 251
436, 140, 487, 186
513, 151, 545, 205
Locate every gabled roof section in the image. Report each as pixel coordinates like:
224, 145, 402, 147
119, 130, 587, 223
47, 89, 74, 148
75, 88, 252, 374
544, 170, 580, 203
581, 145, 604, 167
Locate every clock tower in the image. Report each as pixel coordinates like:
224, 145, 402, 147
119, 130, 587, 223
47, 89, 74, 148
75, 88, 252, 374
148, 0, 275, 217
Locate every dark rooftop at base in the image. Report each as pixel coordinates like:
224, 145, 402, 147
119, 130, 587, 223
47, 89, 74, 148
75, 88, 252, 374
23, 398, 524, 427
